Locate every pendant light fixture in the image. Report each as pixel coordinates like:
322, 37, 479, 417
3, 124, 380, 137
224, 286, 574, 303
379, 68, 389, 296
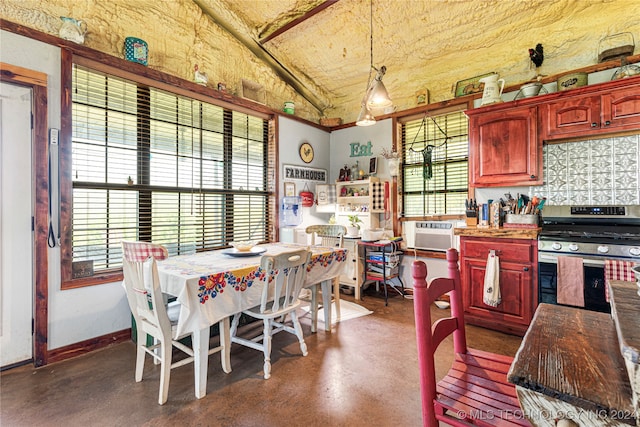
356, 0, 392, 127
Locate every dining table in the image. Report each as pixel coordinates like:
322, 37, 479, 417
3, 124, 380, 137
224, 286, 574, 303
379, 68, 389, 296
156, 242, 348, 399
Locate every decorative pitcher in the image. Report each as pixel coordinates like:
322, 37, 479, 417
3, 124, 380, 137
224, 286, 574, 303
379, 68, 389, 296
479, 74, 505, 106
59, 16, 87, 44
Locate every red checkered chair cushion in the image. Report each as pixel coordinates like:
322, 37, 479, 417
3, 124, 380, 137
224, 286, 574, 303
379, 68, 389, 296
122, 241, 169, 262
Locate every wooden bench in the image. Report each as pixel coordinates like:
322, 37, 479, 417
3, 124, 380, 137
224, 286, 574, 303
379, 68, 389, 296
413, 248, 531, 427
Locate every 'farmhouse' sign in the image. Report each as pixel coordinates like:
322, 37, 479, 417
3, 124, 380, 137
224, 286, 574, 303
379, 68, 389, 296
283, 164, 327, 182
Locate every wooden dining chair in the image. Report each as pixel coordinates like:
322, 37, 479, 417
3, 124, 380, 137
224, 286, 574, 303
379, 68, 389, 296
412, 248, 530, 427
304, 225, 346, 332
230, 248, 312, 379
121, 241, 229, 405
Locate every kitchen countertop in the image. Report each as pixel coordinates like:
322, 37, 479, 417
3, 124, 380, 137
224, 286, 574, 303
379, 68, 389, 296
454, 226, 540, 239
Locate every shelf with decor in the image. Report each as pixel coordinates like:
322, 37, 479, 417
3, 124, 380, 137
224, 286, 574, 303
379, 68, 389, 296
335, 177, 384, 236
335, 177, 385, 213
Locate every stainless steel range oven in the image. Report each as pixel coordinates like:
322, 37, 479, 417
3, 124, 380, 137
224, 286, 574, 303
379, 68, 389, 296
538, 205, 640, 313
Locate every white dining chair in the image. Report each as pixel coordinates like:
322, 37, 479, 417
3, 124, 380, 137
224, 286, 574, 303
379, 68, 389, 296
229, 248, 312, 379
304, 225, 345, 332
121, 241, 229, 404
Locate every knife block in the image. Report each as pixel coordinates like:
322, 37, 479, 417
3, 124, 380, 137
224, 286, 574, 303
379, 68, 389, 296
465, 217, 478, 227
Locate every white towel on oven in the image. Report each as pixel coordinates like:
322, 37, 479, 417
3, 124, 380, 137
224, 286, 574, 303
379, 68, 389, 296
483, 250, 501, 307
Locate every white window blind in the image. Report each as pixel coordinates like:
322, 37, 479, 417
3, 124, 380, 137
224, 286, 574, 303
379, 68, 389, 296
72, 65, 269, 272
401, 110, 469, 216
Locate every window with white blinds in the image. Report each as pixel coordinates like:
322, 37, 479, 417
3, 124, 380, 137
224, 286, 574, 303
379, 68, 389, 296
72, 65, 270, 272
401, 110, 469, 216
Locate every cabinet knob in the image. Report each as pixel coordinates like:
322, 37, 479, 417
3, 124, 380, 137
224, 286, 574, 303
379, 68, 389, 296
530, 175, 536, 179
604, 120, 611, 126
591, 122, 598, 128
523, 267, 529, 271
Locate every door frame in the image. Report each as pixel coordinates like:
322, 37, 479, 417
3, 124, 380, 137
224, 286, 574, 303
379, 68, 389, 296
1, 62, 49, 367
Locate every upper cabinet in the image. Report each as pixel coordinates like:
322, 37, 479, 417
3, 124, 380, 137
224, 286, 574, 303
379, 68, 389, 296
542, 83, 640, 140
466, 74, 640, 188
467, 105, 542, 187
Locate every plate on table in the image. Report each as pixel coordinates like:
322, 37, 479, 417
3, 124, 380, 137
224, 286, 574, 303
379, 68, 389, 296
222, 247, 267, 257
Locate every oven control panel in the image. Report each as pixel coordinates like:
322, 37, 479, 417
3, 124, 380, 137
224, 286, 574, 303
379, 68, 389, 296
570, 206, 626, 215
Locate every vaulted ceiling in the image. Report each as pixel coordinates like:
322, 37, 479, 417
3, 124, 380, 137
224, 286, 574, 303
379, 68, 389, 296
196, 0, 639, 123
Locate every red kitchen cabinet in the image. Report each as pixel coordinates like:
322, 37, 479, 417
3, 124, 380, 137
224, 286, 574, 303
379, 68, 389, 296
601, 86, 640, 130
460, 237, 538, 336
467, 105, 542, 187
542, 82, 640, 140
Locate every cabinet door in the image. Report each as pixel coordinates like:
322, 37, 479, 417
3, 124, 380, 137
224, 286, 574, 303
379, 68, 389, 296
463, 258, 533, 335
601, 86, 640, 130
340, 240, 359, 285
469, 105, 541, 186
541, 95, 601, 139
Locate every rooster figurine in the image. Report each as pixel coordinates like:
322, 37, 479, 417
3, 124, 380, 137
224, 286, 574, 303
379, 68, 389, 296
194, 64, 208, 86
529, 43, 544, 68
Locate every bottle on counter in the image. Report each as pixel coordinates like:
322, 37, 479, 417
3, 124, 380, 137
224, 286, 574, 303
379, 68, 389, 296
491, 200, 501, 228
351, 161, 359, 181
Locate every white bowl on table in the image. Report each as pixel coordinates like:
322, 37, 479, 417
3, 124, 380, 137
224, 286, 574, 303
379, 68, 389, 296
230, 240, 258, 252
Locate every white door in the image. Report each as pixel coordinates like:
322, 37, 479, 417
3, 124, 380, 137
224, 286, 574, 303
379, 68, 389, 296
0, 81, 34, 367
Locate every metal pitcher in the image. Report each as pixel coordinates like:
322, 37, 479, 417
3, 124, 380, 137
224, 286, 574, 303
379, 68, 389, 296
479, 74, 505, 106
59, 16, 87, 44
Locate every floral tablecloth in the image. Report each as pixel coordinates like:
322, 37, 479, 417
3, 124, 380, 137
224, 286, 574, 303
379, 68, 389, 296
157, 243, 347, 336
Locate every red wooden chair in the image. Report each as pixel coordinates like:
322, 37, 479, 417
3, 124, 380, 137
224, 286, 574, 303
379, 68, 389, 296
412, 248, 531, 427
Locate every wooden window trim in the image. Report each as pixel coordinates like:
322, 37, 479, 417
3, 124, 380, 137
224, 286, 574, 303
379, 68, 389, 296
398, 107, 471, 218
60, 50, 276, 289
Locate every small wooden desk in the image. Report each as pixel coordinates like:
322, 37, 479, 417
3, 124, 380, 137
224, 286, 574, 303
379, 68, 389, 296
508, 303, 636, 426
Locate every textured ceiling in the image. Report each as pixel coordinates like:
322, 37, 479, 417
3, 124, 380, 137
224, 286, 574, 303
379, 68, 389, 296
200, 0, 640, 123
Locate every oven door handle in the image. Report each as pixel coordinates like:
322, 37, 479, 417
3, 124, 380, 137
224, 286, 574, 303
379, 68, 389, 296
538, 253, 606, 267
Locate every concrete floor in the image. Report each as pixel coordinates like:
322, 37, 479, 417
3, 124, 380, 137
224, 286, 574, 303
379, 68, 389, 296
0, 289, 524, 427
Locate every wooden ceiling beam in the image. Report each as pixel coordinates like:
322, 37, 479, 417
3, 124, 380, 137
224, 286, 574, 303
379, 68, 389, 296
259, 0, 339, 44
193, 0, 330, 113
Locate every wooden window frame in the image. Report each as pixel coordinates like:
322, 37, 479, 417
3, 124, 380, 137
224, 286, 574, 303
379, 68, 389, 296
60, 51, 276, 289
397, 103, 471, 220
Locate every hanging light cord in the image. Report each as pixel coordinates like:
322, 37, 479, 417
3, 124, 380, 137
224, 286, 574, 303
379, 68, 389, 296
360, 0, 374, 102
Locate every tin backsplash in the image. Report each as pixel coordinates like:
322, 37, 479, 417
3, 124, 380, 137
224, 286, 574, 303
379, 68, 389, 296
530, 134, 640, 205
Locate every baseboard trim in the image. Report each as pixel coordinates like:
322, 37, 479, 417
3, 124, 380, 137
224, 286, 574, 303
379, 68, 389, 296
46, 329, 131, 365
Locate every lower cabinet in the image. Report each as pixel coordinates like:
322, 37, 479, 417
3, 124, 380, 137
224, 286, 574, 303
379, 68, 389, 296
460, 236, 538, 336
340, 238, 363, 300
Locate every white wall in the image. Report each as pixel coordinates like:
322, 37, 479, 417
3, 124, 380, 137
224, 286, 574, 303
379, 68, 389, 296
329, 118, 394, 182
278, 116, 332, 233
0, 30, 132, 349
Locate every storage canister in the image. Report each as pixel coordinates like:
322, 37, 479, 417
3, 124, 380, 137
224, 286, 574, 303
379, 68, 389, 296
299, 183, 314, 207
557, 72, 587, 91
283, 101, 295, 114
124, 37, 148, 66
